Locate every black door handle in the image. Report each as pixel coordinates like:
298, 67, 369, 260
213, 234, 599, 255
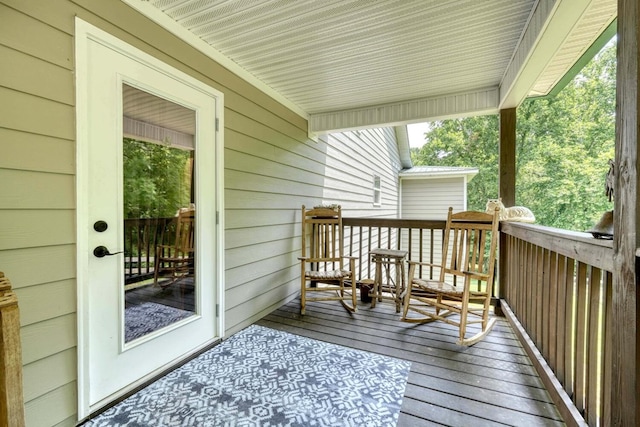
93, 246, 123, 258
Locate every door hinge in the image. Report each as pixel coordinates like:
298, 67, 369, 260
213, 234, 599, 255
216, 211, 219, 224
215, 118, 219, 131
216, 304, 219, 317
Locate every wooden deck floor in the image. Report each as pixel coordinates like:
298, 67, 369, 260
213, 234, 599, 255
125, 278, 195, 312
256, 298, 565, 427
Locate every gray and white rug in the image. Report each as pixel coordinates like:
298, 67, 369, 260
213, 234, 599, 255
85, 324, 411, 426
125, 302, 193, 343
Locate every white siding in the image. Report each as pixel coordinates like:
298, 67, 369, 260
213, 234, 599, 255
400, 177, 468, 265
401, 177, 467, 220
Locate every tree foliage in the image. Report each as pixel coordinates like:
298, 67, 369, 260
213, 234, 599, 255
123, 138, 193, 219
411, 41, 616, 231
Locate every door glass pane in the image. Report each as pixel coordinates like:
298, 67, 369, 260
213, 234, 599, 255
122, 84, 196, 343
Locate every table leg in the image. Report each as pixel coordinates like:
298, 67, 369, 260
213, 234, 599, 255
394, 260, 401, 312
371, 257, 381, 308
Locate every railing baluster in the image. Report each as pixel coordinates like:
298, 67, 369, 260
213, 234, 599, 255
602, 271, 613, 427
499, 221, 613, 426
564, 257, 576, 402
136, 218, 144, 278
575, 262, 588, 414
586, 266, 603, 426
548, 251, 558, 373
556, 254, 568, 385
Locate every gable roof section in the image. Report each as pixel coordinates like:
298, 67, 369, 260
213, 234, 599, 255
123, 0, 617, 134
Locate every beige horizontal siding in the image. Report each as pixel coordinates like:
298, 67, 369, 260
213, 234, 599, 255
226, 267, 299, 310
14, 280, 76, 327
225, 253, 299, 293
0, 170, 74, 209
0, 45, 73, 105
0, 128, 74, 174
0, 87, 75, 140
0, 210, 75, 250
22, 348, 76, 403
21, 313, 76, 365
0, 3, 74, 70
53, 417, 76, 427
0, 13, 76, 423
1, 1, 404, 424
24, 382, 76, 427
0, 245, 76, 288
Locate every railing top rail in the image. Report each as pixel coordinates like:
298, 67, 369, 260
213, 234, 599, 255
343, 217, 446, 229
124, 217, 175, 223
500, 221, 613, 271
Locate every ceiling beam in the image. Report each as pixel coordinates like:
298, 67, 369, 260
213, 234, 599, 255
309, 87, 499, 135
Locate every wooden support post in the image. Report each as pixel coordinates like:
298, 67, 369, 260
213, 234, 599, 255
498, 108, 517, 307
610, 0, 639, 425
0, 272, 25, 426
499, 107, 517, 207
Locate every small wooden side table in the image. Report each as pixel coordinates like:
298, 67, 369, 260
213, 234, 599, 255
370, 248, 408, 312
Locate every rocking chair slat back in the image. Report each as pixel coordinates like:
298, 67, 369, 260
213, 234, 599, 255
403, 207, 500, 345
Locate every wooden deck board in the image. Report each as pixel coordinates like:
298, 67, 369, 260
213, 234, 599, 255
257, 298, 565, 426
124, 279, 195, 312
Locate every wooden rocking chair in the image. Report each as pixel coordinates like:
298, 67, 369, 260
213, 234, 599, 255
402, 207, 500, 345
153, 207, 195, 288
299, 205, 357, 315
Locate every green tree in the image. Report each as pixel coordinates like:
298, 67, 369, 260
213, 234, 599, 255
411, 41, 616, 231
412, 115, 499, 211
123, 138, 193, 219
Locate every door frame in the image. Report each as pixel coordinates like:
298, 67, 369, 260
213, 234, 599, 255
75, 18, 225, 419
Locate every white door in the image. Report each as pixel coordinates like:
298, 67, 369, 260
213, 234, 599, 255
76, 21, 224, 417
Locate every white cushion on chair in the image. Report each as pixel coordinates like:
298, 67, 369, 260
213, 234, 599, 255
306, 269, 351, 280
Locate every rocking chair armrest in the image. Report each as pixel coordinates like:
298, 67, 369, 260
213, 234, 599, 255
297, 256, 309, 261
407, 260, 442, 282
344, 256, 356, 272
462, 270, 490, 281
406, 260, 439, 268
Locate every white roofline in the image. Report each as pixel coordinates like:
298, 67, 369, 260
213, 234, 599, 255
399, 168, 479, 180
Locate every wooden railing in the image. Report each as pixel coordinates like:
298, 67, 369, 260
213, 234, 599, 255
123, 217, 173, 284
499, 222, 613, 427
341, 216, 615, 426
341, 217, 446, 281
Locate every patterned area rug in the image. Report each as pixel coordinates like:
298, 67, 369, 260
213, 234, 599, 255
84, 325, 411, 426
125, 302, 193, 342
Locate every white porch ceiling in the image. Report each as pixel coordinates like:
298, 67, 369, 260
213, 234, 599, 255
126, 0, 617, 134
